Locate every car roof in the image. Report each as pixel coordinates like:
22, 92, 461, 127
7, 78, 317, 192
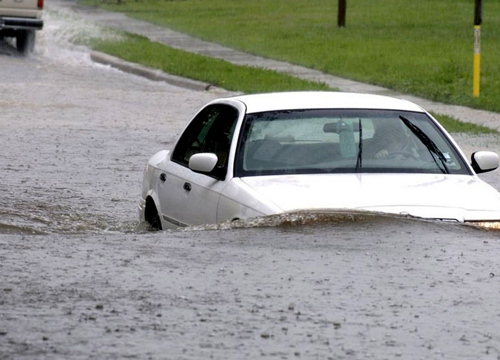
226, 91, 425, 114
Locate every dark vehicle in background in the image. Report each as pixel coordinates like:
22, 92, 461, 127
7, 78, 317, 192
0, 0, 43, 54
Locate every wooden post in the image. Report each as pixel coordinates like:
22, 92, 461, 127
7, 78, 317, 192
338, 0, 346, 28
473, 0, 482, 97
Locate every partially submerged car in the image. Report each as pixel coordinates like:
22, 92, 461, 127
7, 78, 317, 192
139, 91, 500, 230
0, 0, 43, 54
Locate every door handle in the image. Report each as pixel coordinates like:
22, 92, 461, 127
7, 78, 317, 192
159, 173, 167, 182
183, 182, 192, 192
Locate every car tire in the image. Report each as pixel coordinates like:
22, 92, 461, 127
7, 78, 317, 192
145, 198, 162, 231
16, 30, 36, 55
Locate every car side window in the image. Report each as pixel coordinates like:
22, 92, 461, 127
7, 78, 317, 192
171, 104, 238, 172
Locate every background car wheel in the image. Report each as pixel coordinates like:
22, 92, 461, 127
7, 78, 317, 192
16, 30, 36, 55
145, 198, 162, 231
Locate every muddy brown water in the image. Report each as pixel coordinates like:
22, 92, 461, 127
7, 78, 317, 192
2, 8, 500, 360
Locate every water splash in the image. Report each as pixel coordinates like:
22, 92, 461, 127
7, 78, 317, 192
36, 6, 123, 67
184, 210, 432, 231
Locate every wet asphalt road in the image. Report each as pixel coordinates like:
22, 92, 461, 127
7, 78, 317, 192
3, 7, 500, 360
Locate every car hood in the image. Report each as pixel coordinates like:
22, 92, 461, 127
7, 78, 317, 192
239, 173, 500, 222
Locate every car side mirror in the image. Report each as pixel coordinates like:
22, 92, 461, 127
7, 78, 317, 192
471, 151, 499, 174
189, 153, 226, 180
189, 153, 218, 173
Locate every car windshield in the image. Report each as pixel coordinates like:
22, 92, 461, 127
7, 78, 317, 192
234, 109, 470, 177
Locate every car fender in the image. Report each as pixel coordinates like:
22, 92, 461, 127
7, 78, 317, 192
140, 150, 170, 227
138, 188, 161, 220
141, 150, 170, 199
217, 178, 284, 222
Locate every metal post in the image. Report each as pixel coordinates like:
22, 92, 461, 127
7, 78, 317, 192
338, 0, 346, 28
473, 0, 482, 97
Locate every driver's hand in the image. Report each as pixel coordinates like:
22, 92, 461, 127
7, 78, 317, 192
375, 149, 389, 159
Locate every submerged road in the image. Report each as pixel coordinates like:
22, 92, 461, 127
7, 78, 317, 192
2, 5, 500, 360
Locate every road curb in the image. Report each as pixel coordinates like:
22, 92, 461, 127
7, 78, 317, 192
90, 51, 215, 92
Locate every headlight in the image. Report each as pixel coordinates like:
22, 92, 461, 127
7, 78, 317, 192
466, 221, 500, 230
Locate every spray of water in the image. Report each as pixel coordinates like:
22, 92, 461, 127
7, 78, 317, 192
36, 6, 123, 67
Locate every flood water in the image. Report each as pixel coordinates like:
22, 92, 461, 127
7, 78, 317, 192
2, 4, 500, 359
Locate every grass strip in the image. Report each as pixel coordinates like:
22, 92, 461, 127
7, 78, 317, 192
432, 113, 495, 135
92, 34, 329, 93
89, 29, 495, 134
82, 0, 500, 114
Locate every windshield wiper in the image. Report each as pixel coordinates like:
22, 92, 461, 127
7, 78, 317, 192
399, 115, 449, 174
355, 118, 363, 172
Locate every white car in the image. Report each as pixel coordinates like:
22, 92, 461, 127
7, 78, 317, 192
139, 91, 500, 230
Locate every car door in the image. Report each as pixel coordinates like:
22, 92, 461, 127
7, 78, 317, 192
158, 104, 239, 227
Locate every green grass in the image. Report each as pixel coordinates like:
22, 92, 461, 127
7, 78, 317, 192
431, 113, 495, 135
83, 0, 500, 113
81, 0, 498, 134
91, 34, 329, 93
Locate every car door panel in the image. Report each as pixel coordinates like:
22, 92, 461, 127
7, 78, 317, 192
158, 161, 227, 227
161, 103, 239, 226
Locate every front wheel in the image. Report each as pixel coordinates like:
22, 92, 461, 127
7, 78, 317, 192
145, 198, 162, 231
16, 30, 36, 55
